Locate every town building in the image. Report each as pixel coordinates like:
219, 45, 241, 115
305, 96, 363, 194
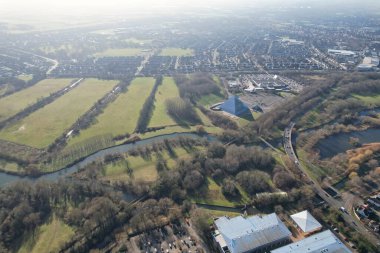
213, 213, 291, 253
290, 210, 322, 235
271, 230, 351, 253
220, 96, 251, 117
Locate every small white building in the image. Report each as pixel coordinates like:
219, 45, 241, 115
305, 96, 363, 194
290, 210, 322, 235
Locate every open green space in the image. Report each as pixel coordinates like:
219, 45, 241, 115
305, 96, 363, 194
67, 77, 155, 147
94, 48, 149, 57
149, 77, 181, 128
0, 79, 117, 148
0, 78, 74, 122
102, 147, 198, 182
17, 74, 33, 82
17, 215, 74, 253
191, 177, 250, 207
354, 93, 380, 106
159, 48, 194, 57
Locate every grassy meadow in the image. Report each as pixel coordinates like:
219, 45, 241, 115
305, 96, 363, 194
94, 48, 148, 57
102, 146, 199, 182
0, 78, 74, 122
0, 79, 117, 148
17, 215, 74, 253
67, 77, 155, 147
159, 48, 194, 57
148, 77, 180, 128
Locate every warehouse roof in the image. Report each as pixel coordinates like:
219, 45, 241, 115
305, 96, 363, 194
215, 213, 291, 253
271, 230, 351, 253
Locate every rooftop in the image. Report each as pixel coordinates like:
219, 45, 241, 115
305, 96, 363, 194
215, 213, 291, 253
271, 230, 351, 253
290, 210, 322, 233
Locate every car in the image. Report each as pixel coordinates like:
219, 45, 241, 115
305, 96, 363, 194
339, 206, 347, 213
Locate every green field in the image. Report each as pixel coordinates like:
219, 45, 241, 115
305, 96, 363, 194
148, 77, 180, 128
0, 79, 117, 148
18, 215, 74, 253
94, 48, 150, 57
67, 77, 155, 147
17, 74, 33, 82
191, 177, 250, 207
354, 93, 380, 106
159, 48, 194, 57
0, 79, 74, 122
102, 147, 197, 182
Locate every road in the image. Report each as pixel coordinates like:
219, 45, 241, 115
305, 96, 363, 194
284, 122, 380, 247
12, 48, 59, 75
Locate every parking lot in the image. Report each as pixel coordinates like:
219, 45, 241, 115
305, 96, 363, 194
125, 223, 206, 253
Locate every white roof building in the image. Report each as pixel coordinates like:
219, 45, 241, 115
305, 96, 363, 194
214, 213, 291, 253
290, 210, 322, 234
271, 230, 352, 253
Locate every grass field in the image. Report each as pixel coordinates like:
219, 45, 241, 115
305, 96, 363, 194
159, 48, 194, 57
0, 159, 21, 173
148, 77, 180, 128
0, 79, 117, 148
67, 77, 155, 147
94, 48, 149, 57
191, 177, 250, 207
18, 215, 74, 253
354, 93, 380, 106
0, 79, 74, 122
17, 74, 33, 82
102, 147, 198, 182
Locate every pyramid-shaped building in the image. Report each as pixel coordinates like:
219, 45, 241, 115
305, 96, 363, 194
220, 96, 250, 116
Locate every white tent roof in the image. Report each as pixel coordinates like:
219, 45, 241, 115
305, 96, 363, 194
290, 210, 322, 233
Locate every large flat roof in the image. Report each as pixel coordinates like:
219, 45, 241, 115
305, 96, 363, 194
271, 230, 351, 253
215, 213, 291, 253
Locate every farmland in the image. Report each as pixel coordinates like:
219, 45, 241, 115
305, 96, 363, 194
67, 77, 155, 147
158, 48, 194, 57
94, 48, 149, 57
17, 215, 74, 253
0, 78, 74, 122
0, 79, 117, 148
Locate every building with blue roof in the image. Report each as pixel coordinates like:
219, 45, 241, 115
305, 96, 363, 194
271, 230, 351, 253
220, 96, 251, 117
213, 213, 291, 253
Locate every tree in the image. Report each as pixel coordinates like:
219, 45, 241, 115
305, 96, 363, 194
236, 170, 271, 195
221, 179, 239, 197
207, 142, 226, 159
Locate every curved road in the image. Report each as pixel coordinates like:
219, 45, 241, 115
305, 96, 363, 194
284, 122, 380, 247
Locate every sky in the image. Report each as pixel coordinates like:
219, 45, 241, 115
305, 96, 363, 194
0, 0, 378, 27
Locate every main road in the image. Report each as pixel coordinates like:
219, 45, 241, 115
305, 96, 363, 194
284, 122, 380, 247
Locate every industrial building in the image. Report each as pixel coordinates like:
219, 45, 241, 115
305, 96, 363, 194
213, 213, 292, 253
271, 230, 351, 253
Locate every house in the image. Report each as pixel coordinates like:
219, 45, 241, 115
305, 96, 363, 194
290, 210, 322, 235
213, 213, 291, 253
271, 230, 351, 253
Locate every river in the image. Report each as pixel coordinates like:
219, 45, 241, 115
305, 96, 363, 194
0, 133, 213, 188
316, 128, 380, 159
